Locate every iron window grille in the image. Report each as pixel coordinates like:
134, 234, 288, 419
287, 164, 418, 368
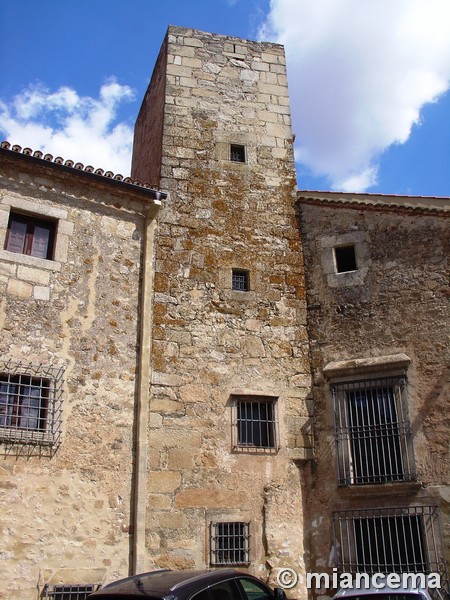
332, 375, 416, 486
232, 396, 278, 453
5, 212, 56, 260
210, 522, 251, 565
232, 269, 250, 291
333, 506, 449, 593
230, 144, 246, 163
0, 360, 64, 447
45, 584, 100, 599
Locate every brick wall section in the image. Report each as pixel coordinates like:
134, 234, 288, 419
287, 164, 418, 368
132, 26, 312, 590
0, 153, 156, 598
298, 194, 450, 596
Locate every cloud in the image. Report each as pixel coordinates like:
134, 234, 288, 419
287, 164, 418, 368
259, 0, 450, 191
0, 80, 135, 175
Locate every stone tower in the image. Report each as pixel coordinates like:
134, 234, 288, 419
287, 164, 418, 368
131, 26, 312, 591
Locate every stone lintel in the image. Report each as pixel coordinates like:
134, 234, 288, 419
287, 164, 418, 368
323, 353, 411, 379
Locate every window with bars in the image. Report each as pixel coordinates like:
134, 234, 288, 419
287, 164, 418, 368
0, 361, 64, 447
45, 584, 100, 599
332, 506, 449, 590
210, 522, 251, 565
4, 212, 56, 260
232, 269, 250, 291
332, 376, 416, 486
230, 144, 246, 163
232, 396, 278, 452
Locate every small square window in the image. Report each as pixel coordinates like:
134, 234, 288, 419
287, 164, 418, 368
45, 584, 100, 599
4, 212, 56, 260
334, 245, 357, 273
210, 522, 250, 565
230, 144, 246, 163
233, 396, 278, 451
232, 269, 250, 291
0, 361, 64, 447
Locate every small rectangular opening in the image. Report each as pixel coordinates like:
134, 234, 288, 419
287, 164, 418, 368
232, 269, 250, 291
210, 522, 250, 565
45, 584, 99, 599
335, 245, 357, 273
230, 144, 246, 163
233, 396, 278, 451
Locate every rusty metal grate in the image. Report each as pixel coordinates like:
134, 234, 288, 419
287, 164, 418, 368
333, 505, 449, 593
332, 376, 416, 486
45, 584, 99, 599
230, 144, 245, 163
232, 269, 249, 291
0, 360, 64, 447
210, 522, 251, 565
232, 396, 278, 453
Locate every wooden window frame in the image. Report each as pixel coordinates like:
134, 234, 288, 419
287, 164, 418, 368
4, 212, 56, 260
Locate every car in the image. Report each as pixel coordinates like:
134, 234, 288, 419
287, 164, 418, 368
333, 583, 436, 600
89, 568, 288, 600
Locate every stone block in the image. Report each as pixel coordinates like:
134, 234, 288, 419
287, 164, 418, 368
33, 286, 50, 301
174, 488, 248, 508
166, 64, 194, 78
148, 471, 182, 494
168, 448, 195, 470
179, 384, 210, 403
147, 495, 172, 511
7, 278, 32, 298
157, 511, 185, 529
17, 265, 50, 285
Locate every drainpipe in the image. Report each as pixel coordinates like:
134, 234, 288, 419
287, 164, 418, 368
132, 196, 162, 575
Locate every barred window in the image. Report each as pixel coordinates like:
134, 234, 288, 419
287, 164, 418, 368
5, 212, 56, 260
0, 361, 64, 447
332, 376, 416, 486
45, 584, 100, 599
210, 522, 250, 565
232, 269, 250, 291
333, 506, 448, 590
232, 396, 278, 452
230, 144, 246, 163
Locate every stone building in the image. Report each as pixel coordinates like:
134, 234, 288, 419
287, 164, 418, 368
298, 192, 450, 597
131, 23, 312, 587
0, 24, 448, 600
0, 144, 164, 598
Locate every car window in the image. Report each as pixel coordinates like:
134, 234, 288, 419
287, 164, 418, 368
207, 579, 241, 600
191, 590, 210, 600
238, 578, 273, 600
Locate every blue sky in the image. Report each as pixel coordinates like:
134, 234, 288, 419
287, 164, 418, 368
1, 0, 449, 196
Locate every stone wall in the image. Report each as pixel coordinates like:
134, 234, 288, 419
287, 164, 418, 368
298, 193, 450, 598
0, 151, 159, 598
2, 24, 447, 600
132, 26, 312, 593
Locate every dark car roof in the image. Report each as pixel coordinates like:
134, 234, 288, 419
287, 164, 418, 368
90, 569, 252, 598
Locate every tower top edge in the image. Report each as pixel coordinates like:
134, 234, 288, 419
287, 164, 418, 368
165, 24, 284, 51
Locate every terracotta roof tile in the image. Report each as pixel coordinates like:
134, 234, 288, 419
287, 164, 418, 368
1, 141, 165, 197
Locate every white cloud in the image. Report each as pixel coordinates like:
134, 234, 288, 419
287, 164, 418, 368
259, 0, 450, 191
0, 80, 135, 176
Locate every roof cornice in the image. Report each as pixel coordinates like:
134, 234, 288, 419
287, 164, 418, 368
0, 142, 167, 202
297, 189, 449, 214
